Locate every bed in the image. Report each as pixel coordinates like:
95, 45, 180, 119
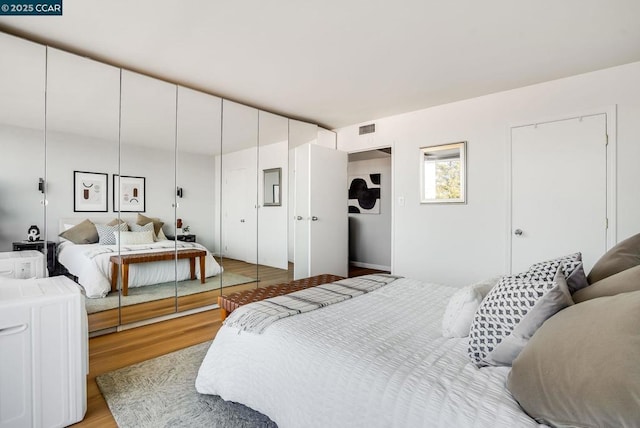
57, 217, 223, 298
196, 243, 640, 428
195, 276, 541, 428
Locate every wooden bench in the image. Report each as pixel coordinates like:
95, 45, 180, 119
217, 274, 345, 321
110, 249, 207, 296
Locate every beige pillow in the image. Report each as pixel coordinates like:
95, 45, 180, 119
106, 218, 127, 226
573, 264, 640, 303
587, 232, 640, 283
58, 219, 98, 244
136, 213, 164, 237
507, 291, 640, 427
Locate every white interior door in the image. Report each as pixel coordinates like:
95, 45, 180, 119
293, 144, 310, 279
224, 167, 254, 262
309, 144, 348, 278
511, 114, 607, 274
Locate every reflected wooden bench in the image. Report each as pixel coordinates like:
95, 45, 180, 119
110, 249, 206, 296
217, 274, 345, 321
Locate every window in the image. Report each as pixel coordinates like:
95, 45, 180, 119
420, 141, 466, 204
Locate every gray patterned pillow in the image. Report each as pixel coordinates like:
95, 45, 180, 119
517, 253, 589, 294
95, 222, 129, 245
130, 222, 154, 234
468, 267, 573, 367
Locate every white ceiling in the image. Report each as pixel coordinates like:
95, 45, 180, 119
1, 0, 639, 129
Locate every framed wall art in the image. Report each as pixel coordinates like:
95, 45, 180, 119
113, 174, 146, 212
74, 171, 108, 212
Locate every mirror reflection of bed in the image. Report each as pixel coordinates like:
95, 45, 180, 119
1, 32, 327, 337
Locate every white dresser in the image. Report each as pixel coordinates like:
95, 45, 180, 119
0, 276, 87, 428
0, 251, 45, 280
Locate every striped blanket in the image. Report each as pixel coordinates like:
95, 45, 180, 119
82, 241, 199, 260
224, 274, 402, 334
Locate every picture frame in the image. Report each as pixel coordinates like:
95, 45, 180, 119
74, 171, 108, 212
113, 175, 146, 212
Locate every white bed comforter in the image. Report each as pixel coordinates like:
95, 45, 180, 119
58, 240, 223, 298
196, 277, 543, 428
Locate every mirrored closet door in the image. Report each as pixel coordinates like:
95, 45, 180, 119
45, 47, 121, 330
257, 111, 290, 286
119, 70, 178, 325
176, 86, 223, 311
219, 100, 259, 295
0, 33, 46, 276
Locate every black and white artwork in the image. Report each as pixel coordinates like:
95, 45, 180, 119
348, 173, 381, 214
74, 171, 108, 212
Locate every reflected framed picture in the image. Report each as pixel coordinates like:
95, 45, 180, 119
74, 171, 108, 212
113, 175, 146, 212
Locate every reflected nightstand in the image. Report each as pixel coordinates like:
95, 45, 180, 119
12, 240, 56, 275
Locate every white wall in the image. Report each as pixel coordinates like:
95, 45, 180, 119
336, 61, 640, 287
0, 125, 45, 250
348, 157, 391, 269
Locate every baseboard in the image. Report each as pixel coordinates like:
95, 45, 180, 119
349, 261, 391, 271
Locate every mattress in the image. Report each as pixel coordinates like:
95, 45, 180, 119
58, 240, 222, 298
195, 277, 543, 428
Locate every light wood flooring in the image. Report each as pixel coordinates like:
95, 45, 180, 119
73, 265, 389, 427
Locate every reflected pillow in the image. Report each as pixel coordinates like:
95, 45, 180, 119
587, 232, 640, 284
130, 222, 154, 235
508, 291, 640, 427
468, 267, 573, 367
95, 222, 129, 245
115, 230, 155, 246
58, 219, 98, 244
441, 276, 500, 338
136, 214, 164, 239
106, 218, 127, 226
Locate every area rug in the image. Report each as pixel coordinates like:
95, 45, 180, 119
96, 341, 277, 428
85, 271, 256, 314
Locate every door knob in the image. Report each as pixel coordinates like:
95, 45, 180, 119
296, 216, 303, 220
514, 229, 523, 236
311, 216, 318, 221
240, 219, 245, 223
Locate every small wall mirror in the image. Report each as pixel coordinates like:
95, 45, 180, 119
420, 141, 466, 204
263, 167, 282, 206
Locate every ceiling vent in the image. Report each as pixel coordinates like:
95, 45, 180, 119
359, 123, 376, 135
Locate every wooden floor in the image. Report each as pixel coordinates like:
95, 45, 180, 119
73, 265, 389, 427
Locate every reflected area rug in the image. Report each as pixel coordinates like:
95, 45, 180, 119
85, 271, 255, 314
96, 341, 277, 428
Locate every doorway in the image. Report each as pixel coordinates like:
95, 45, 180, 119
347, 148, 392, 272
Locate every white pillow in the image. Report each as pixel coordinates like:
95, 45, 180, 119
115, 230, 155, 246
441, 276, 500, 338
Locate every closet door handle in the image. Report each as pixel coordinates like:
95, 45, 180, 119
0, 324, 28, 337
311, 216, 318, 221
296, 216, 303, 221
